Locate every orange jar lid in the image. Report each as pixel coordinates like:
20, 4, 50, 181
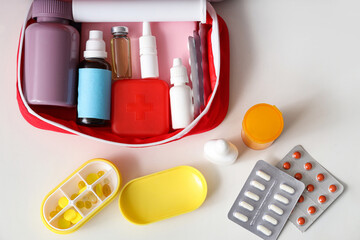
242, 103, 284, 144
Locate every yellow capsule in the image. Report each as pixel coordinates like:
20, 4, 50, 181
76, 201, 84, 209
64, 209, 77, 221
71, 212, 82, 224
102, 184, 112, 198
78, 181, 86, 189
97, 170, 105, 177
95, 184, 103, 198
84, 201, 92, 209
82, 194, 89, 201
88, 193, 98, 204
50, 211, 58, 218
79, 187, 87, 194
58, 216, 71, 229
58, 197, 69, 209
70, 193, 78, 200
86, 173, 99, 185
56, 206, 62, 212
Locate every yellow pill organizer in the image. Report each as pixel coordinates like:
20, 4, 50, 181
42, 160, 207, 233
41, 159, 121, 234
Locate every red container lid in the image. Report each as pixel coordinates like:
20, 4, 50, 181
111, 79, 170, 138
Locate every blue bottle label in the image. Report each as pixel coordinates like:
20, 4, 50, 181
77, 68, 112, 120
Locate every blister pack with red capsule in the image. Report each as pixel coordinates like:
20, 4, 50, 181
276, 145, 344, 232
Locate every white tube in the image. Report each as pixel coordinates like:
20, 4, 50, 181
72, 0, 207, 23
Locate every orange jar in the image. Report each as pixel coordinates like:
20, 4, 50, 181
241, 103, 284, 150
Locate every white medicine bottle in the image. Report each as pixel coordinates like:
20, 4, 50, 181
170, 58, 194, 129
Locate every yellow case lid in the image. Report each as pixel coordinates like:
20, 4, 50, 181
242, 103, 284, 144
119, 166, 207, 225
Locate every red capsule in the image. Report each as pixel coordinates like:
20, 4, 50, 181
317, 173, 324, 182
298, 195, 304, 203
304, 162, 312, 170
292, 151, 301, 159
308, 206, 316, 214
298, 217, 305, 225
329, 184, 337, 193
318, 195, 326, 203
283, 162, 291, 170
294, 173, 302, 180
307, 184, 314, 192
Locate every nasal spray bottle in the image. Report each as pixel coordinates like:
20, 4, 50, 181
139, 22, 159, 78
77, 30, 112, 126
170, 58, 194, 129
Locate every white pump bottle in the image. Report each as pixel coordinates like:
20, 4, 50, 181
170, 58, 194, 129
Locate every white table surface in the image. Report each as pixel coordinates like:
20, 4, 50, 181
1, 0, 360, 239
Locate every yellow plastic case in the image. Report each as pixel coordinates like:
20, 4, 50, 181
41, 158, 121, 234
119, 166, 207, 224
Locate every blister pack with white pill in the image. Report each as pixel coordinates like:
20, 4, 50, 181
276, 145, 344, 232
228, 160, 305, 240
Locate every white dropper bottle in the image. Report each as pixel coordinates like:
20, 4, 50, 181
170, 58, 194, 129
139, 22, 159, 78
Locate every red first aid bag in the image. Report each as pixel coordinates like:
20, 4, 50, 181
16, 1, 230, 147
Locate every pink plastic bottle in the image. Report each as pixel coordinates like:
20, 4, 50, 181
24, 0, 80, 107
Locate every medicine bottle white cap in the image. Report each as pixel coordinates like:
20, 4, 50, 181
139, 22, 159, 78
84, 30, 107, 59
170, 58, 189, 85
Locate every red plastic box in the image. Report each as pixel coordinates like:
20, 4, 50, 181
111, 79, 170, 137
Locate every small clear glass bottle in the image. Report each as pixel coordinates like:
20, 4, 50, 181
111, 26, 132, 79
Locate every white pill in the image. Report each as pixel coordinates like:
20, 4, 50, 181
257, 225, 272, 236
280, 183, 295, 194
256, 170, 271, 181
263, 214, 278, 225
274, 194, 289, 205
268, 204, 284, 215
245, 191, 260, 201
250, 180, 265, 191
239, 201, 254, 211
233, 212, 248, 222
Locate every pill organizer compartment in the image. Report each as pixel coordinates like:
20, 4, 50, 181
78, 161, 113, 181
41, 159, 121, 234
92, 170, 117, 201
50, 206, 82, 230
74, 190, 102, 216
43, 189, 68, 222
59, 173, 85, 199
